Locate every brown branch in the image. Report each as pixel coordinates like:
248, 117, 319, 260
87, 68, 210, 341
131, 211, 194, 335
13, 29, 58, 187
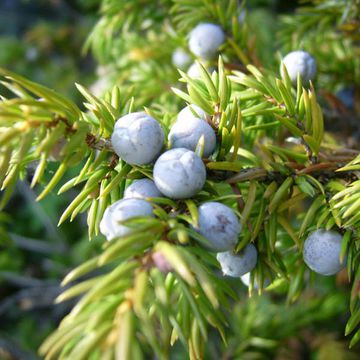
85, 133, 113, 152
230, 184, 245, 211
27, 115, 76, 134
109, 153, 119, 169
226, 157, 360, 185
318, 152, 359, 163
56, 116, 75, 132
224, 62, 249, 73
296, 162, 338, 175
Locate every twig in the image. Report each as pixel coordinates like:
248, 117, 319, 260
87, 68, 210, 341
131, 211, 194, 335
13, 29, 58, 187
226, 158, 360, 184
296, 162, 338, 175
85, 133, 114, 151
230, 184, 245, 211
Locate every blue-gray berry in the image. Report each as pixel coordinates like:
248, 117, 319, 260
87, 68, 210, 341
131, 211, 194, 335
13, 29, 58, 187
168, 116, 216, 157
172, 48, 192, 70
153, 148, 206, 199
111, 112, 164, 165
196, 202, 241, 251
303, 229, 345, 276
281, 50, 316, 85
189, 23, 225, 60
216, 244, 258, 277
177, 105, 209, 123
187, 63, 201, 78
124, 179, 162, 199
187, 62, 215, 78
99, 198, 153, 241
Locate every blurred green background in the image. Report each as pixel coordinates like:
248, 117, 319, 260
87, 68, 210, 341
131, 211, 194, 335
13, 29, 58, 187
0, 1, 359, 359
0, 1, 101, 359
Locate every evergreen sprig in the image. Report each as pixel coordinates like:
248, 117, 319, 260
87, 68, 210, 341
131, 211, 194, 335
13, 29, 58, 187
279, 0, 360, 89
1, 53, 360, 356
1, 0, 360, 358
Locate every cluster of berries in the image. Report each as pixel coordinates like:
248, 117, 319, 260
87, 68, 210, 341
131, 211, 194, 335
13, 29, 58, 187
100, 105, 345, 281
98, 21, 345, 283
172, 15, 317, 85
278, 52, 347, 277
99, 107, 258, 279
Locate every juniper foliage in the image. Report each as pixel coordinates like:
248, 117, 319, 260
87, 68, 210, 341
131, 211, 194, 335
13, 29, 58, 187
0, 0, 360, 359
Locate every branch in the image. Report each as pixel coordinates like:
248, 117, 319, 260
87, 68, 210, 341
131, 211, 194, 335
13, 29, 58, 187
226, 157, 360, 184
